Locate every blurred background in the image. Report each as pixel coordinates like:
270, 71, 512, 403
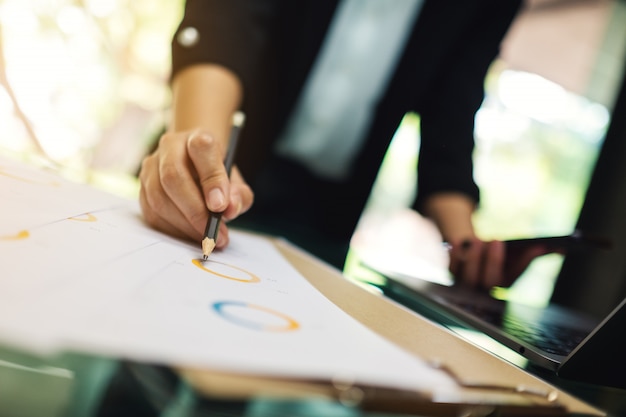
349, 0, 626, 307
0, 0, 183, 195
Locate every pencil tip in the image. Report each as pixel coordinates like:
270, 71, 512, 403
202, 236, 216, 260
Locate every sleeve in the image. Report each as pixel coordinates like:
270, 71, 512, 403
171, 0, 279, 93
413, 0, 522, 213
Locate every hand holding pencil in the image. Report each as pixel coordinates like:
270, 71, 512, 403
138, 111, 253, 252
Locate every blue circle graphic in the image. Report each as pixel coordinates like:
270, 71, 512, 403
212, 301, 299, 332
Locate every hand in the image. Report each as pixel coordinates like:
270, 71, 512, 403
138, 129, 254, 249
447, 237, 551, 289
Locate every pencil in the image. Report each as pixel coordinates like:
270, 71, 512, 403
202, 111, 246, 260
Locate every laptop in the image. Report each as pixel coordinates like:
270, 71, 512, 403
363, 61, 626, 391
361, 156, 626, 389
356, 129, 626, 389
366, 258, 626, 390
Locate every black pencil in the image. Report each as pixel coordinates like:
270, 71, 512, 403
202, 111, 245, 260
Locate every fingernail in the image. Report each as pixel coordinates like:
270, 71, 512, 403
208, 188, 225, 211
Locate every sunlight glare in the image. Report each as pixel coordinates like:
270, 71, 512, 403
56, 6, 89, 35
498, 70, 573, 124
85, 0, 118, 18
0, 2, 39, 32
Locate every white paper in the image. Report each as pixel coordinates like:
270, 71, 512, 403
0, 156, 456, 393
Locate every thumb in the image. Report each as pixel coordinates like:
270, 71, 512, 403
186, 131, 230, 213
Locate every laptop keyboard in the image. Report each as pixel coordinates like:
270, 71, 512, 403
449, 300, 590, 357
500, 315, 589, 356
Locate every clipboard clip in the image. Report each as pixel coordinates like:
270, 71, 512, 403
328, 363, 566, 417
428, 359, 560, 403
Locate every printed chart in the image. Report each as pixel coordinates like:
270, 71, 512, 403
0, 155, 457, 394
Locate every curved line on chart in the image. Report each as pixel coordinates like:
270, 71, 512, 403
0, 167, 61, 187
192, 259, 261, 283
212, 301, 300, 332
1, 230, 30, 240
68, 213, 98, 222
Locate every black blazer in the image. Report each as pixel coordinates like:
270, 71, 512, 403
172, 0, 522, 240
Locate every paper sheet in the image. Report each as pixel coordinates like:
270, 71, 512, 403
0, 156, 456, 393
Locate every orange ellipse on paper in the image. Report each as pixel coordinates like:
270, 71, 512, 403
1, 230, 30, 240
68, 213, 98, 222
192, 259, 261, 283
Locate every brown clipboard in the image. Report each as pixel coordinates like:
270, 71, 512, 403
179, 368, 569, 417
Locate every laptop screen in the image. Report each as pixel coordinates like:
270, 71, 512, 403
550, 60, 626, 320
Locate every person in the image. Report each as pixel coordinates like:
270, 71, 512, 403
139, 0, 546, 289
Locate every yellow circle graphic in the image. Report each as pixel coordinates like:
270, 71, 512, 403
68, 213, 98, 222
1, 230, 30, 240
192, 259, 261, 283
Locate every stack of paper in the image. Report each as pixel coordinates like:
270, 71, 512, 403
0, 156, 457, 395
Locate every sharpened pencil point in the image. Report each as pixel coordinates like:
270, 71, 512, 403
202, 236, 216, 260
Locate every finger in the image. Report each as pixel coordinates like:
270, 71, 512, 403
140, 159, 202, 240
215, 221, 230, 249
140, 148, 206, 240
186, 132, 230, 213
448, 239, 470, 278
481, 240, 505, 289
139, 182, 198, 240
458, 238, 484, 288
223, 167, 254, 221
504, 245, 547, 286
157, 132, 209, 235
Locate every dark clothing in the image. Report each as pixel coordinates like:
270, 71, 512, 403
171, 0, 522, 267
